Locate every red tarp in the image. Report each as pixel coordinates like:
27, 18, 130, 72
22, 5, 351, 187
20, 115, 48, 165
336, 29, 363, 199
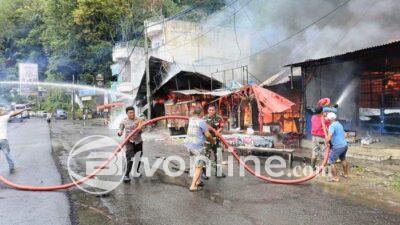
221, 85, 295, 133
96, 102, 125, 111
250, 85, 295, 124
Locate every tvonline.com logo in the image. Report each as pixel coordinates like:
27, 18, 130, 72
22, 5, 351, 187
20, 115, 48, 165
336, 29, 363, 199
67, 135, 126, 195
68, 137, 327, 195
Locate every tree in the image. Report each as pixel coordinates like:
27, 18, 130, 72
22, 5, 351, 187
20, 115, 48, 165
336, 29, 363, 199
39, 88, 71, 111
0, 0, 47, 81
41, 0, 81, 82
0, 0, 225, 86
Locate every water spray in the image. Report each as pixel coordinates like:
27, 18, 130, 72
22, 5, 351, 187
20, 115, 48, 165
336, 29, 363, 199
0, 80, 133, 129
336, 78, 359, 106
0, 81, 135, 100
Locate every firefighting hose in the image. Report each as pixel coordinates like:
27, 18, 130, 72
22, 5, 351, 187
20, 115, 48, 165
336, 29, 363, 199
0, 115, 330, 191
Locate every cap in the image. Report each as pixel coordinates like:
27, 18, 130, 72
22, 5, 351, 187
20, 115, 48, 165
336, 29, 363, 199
326, 112, 337, 121
323, 106, 337, 113
193, 106, 203, 115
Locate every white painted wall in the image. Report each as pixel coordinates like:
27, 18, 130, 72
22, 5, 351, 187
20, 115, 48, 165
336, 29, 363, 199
112, 17, 251, 91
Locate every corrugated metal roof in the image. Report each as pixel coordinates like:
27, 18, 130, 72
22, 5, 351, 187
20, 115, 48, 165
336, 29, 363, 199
285, 40, 400, 67
173, 89, 231, 97
261, 70, 290, 86
260, 67, 301, 87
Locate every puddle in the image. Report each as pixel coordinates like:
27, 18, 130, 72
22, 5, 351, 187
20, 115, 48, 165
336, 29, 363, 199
202, 189, 225, 204
151, 169, 189, 188
147, 167, 226, 205
315, 178, 400, 214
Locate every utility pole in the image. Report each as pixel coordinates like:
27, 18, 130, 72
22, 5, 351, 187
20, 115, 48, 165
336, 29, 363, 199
72, 74, 76, 120
144, 22, 152, 119
36, 88, 39, 111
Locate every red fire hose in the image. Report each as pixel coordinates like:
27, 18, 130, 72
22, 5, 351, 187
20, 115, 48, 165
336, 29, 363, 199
0, 116, 329, 191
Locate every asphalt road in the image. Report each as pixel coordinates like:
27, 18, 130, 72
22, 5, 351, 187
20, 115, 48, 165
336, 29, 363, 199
2, 118, 399, 225
49, 120, 400, 225
0, 118, 70, 225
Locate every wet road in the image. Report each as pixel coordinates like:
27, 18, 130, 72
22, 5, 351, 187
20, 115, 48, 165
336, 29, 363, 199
0, 118, 70, 225
50, 119, 400, 225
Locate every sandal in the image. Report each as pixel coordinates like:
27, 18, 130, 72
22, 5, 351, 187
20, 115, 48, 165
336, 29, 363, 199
189, 186, 202, 192
196, 181, 204, 187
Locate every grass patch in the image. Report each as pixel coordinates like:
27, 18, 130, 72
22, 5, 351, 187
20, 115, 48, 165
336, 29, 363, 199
352, 166, 365, 173
393, 178, 400, 192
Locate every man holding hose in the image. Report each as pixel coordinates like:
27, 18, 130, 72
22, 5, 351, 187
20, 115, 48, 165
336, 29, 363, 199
0, 107, 28, 173
184, 105, 216, 192
310, 106, 330, 170
118, 106, 144, 183
325, 112, 349, 182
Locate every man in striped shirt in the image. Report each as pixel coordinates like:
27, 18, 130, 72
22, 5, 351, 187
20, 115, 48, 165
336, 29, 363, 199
118, 106, 144, 182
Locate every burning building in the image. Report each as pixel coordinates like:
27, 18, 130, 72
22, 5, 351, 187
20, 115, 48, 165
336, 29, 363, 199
286, 41, 400, 137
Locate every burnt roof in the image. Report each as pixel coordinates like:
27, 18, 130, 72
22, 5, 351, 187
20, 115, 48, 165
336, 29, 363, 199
285, 40, 400, 67
135, 57, 222, 106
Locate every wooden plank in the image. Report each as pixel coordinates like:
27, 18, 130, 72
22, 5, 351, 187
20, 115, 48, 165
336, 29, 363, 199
235, 146, 294, 153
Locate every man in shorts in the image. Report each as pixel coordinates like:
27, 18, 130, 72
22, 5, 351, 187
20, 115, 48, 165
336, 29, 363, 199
184, 105, 215, 192
118, 106, 144, 182
310, 106, 330, 170
326, 112, 349, 182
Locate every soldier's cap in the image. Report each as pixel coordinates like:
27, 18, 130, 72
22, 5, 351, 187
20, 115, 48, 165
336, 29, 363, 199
193, 106, 203, 115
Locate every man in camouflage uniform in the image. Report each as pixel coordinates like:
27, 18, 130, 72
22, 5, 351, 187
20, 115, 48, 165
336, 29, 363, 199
204, 105, 226, 178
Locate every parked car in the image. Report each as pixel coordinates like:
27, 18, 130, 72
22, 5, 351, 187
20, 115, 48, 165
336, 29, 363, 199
28, 111, 36, 117
14, 104, 30, 119
9, 114, 23, 123
36, 111, 47, 118
55, 109, 67, 120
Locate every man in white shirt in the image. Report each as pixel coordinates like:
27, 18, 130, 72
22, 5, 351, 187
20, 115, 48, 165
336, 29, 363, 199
0, 107, 27, 173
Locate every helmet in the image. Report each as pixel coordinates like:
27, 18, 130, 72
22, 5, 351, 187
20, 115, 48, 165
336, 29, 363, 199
318, 98, 331, 107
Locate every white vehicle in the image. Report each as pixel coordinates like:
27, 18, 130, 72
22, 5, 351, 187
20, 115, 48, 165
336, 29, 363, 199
14, 104, 30, 119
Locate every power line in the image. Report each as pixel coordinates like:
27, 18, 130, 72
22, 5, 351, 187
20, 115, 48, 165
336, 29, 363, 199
115, 30, 144, 78
252, 0, 350, 81
114, 0, 225, 78
247, 70, 263, 83
170, 0, 352, 68
149, 0, 254, 54
233, 7, 242, 58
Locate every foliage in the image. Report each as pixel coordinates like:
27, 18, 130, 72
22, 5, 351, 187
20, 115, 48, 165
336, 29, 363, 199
394, 178, 400, 192
0, 0, 225, 84
39, 88, 71, 112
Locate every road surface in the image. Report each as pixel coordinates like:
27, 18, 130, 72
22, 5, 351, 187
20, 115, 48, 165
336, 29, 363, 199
0, 118, 70, 225
1, 118, 399, 225
50, 120, 400, 225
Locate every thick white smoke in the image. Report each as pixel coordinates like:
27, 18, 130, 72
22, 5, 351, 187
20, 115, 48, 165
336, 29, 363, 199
198, 0, 400, 81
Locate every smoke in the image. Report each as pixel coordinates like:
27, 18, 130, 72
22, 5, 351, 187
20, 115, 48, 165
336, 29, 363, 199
198, 0, 400, 81
250, 0, 398, 77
